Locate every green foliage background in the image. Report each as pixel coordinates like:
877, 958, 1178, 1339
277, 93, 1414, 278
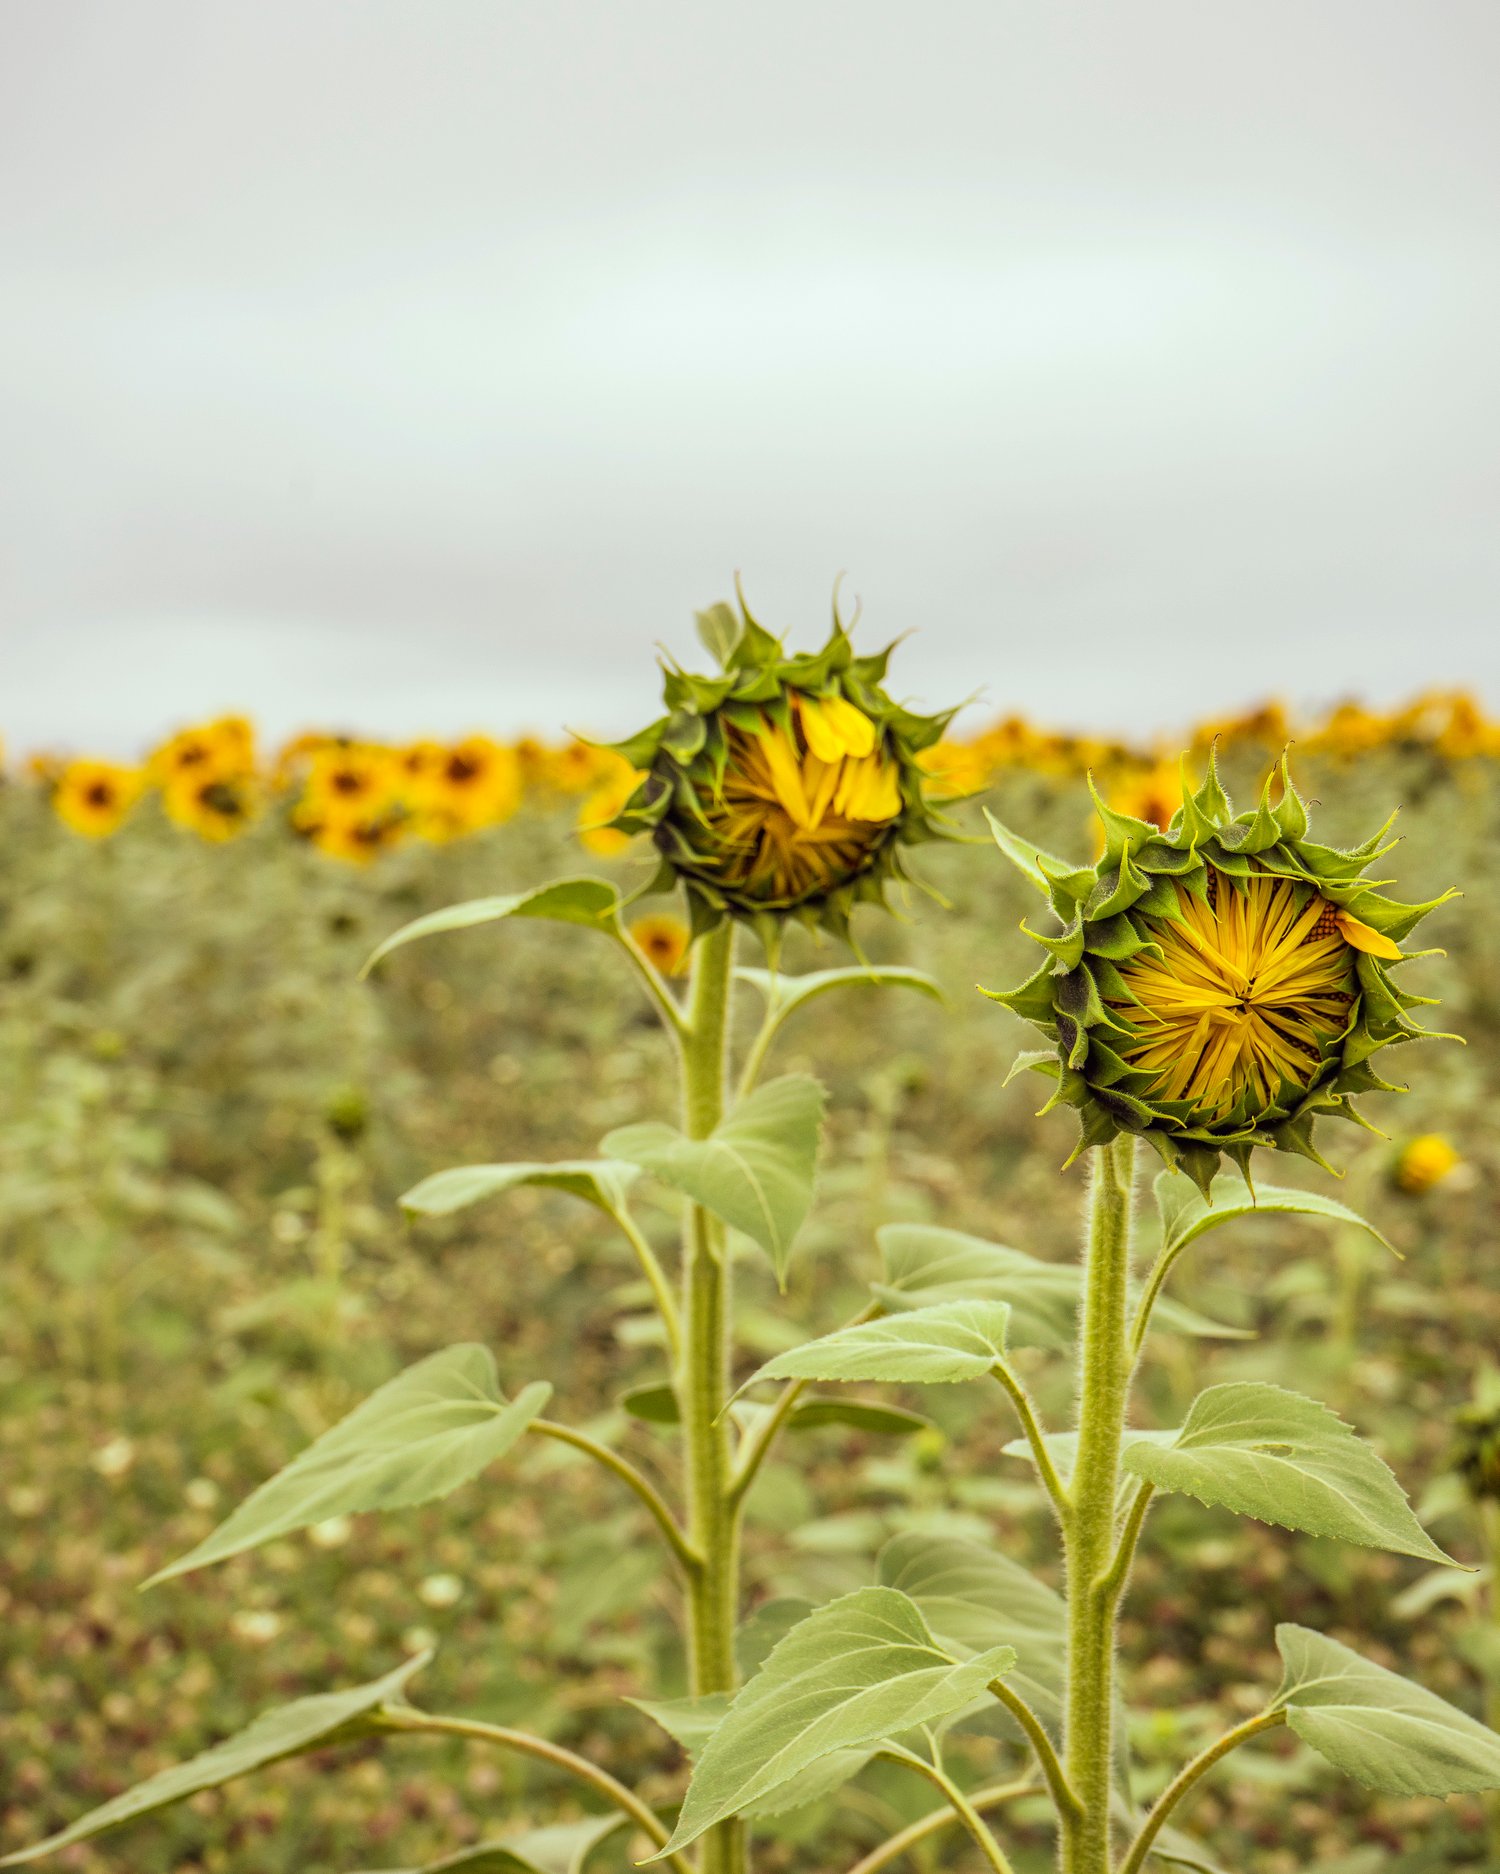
2, 746, 1496, 1872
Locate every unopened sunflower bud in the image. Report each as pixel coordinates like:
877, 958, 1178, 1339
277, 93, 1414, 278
984, 754, 1456, 1192
603, 589, 956, 945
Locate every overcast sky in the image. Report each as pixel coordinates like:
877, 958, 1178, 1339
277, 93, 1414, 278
4, 3, 1499, 755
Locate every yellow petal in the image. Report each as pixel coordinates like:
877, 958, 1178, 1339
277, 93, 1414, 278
837, 754, 901, 822
817, 693, 878, 759
1335, 911, 1403, 959
757, 724, 813, 827
794, 695, 846, 763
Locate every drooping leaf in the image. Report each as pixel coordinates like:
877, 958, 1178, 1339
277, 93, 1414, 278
876, 1225, 1247, 1347
877, 1531, 1065, 1731
360, 1816, 626, 1874
1121, 1383, 1454, 1563
738, 1301, 1011, 1394
147, 1349, 551, 1584
630, 1692, 731, 1755
1275, 1624, 1500, 1794
361, 878, 622, 976
604, 1076, 825, 1283
0, 1654, 431, 1865
783, 1398, 931, 1436
736, 965, 944, 1024
654, 1588, 1016, 1854
400, 1160, 639, 1221
1153, 1171, 1392, 1258
619, 1381, 680, 1425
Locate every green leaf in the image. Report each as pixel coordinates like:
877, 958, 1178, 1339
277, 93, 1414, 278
361, 879, 622, 976
735, 1598, 816, 1676
361, 1816, 626, 1874
982, 810, 1092, 903
400, 1160, 638, 1221
630, 1692, 731, 1754
739, 1301, 1011, 1393
876, 1225, 1248, 1348
736, 964, 944, 1022
1121, 1383, 1455, 1563
619, 1381, 680, 1425
0, 1654, 430, 1865
877, 1532, 1065, 1731
1275, 1624, 1500, 1794
603, 1076, 825, 1284
146, 1349, 551, 1585
1154, 1171, 1392, 1258
696, 601, 743, 666
654, 1587, 1016, 1855
783, 1398, 931, 1436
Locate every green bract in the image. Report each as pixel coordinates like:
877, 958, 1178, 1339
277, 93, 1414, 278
605, 590, 956, 946
984, 756, 1455, 1192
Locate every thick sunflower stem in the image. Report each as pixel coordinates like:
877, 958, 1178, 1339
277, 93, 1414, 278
678, 921, 746, 1874
1060, 1136, 1138, 1874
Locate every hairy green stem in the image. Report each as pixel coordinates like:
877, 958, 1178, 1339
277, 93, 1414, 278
1061, 1136, 1138, 1874
842, 1776, 1035, 1874
1117, 1708, 1286, 1874
678, 921, 746, 1874
987, 1677, 1078, 1824
375, 1706, 694, 1874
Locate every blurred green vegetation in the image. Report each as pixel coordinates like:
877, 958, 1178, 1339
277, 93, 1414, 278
2, 749, 1498, 1872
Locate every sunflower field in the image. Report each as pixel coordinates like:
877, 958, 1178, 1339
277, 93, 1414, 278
4, 688, 1500, 1873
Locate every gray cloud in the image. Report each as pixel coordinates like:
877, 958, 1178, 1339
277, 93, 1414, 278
3, 2, 1498, 752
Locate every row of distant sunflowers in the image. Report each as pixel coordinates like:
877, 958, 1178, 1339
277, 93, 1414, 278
15, 687, 1500, 865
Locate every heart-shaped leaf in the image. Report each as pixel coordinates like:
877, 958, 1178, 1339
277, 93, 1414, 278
877, 1531, 1065, 1731
653, 1587, 1016, 1854
739, 1301, 1011, 1393
1121, 1383, 1454, 1563
876, 1226, 1248, 1347
1154, 1172, 1392, 1259
147, 1348, 551, 1584
400, 1160, 638, 1221
362, 878, 622, 975
0, 1654, 431, 1865
604, 1076, 825, 1283
1275, 1624, 1500, 1794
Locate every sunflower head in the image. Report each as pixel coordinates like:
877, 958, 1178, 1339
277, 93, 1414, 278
162, 771, 259, 842
604, 589, 956, 946
52, 760, 145, 838
984, 754, 1456, 1192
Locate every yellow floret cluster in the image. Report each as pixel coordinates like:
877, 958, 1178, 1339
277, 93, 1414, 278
11, 685, 1500, 862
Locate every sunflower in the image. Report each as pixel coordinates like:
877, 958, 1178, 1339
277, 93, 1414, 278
409, 737, 521, 836
162, 770, 259, 842
546, 739, 611, 796
1392, 1134, 1462, 1196
150, 716, 257, 787
1104, 762, 1183, 837
630, 912, 691, 976
52, 760, 145, 838
985, 755, 1454, 1188
296, 809, 406, 865
605, 591, 955, 943
297, 744, 403, 823
916, 738, 992, 801
577, 762, 644, 858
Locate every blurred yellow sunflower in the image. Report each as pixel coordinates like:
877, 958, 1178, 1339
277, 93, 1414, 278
917, 739, 991, 800
408, 736, 522, 837
577, 761, 645, 858
1393, 1134, 1462, 1196
162, 770, 259, 842
297, 744, 403, 822
1107, 761, 1183, 833
630, 912, 690, 976
545, 740, 609, 796
52, 760, 146, 838
150, 715, 257, 787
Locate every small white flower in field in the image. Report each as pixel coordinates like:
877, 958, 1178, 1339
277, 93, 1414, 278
184, 1477, 220, 1510
91, 1437, 136, 1479
402, 1624, 438, 1655
417, 1572, 464, 1609
229, 1608, 282, 1645
309, 1514, 354, 1549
